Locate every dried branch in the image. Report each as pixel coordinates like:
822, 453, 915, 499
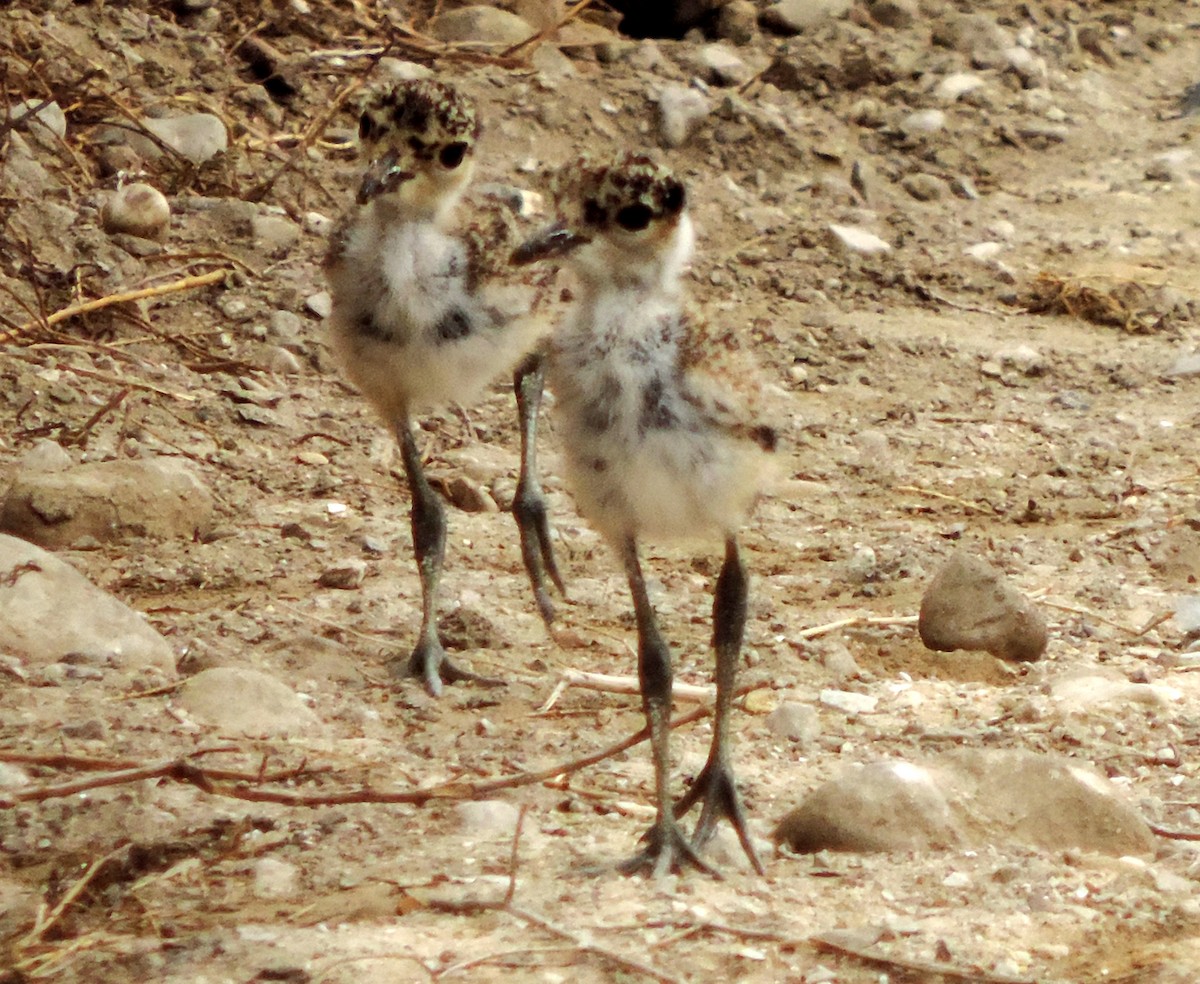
792, 613, 918, 642
811, 931, 1037, 984
538, 669, 715, 712
18, 843, 129, 949
3, 269, 228, 343
0, 695, 735, 811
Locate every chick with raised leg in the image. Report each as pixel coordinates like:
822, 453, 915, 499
325, 80, 560, 695
515, 154, 776, 876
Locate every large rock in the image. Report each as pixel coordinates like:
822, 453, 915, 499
774, 749, 1154, 857
142, 113, 228, 165
431, 6, 535, 46
0, 534, 176, 677
760, 0, 852, 34
918, 551, 1048, 662
177, 667, 323, 737
0, 457, 214, 548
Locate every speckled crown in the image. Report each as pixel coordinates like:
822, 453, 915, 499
357, 80, 481, 155
553, 152, 686, 232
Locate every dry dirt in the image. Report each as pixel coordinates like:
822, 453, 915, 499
2, 1, 1200, 982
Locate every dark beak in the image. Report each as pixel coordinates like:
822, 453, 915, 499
356, 151, 415, 205
511, 223, 591, 266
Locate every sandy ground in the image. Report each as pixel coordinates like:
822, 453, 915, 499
2, 1, 1200, 981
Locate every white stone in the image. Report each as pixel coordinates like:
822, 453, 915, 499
143, 113, 228, 165
819, 689, 879, 714
305, 291, 333, 318
8, 99, 67, 141
935, 73, 985, 103
828, 224, 891, 255
900, 109, 947, 136
965, 241, 1004, 262
657, 84, 711, 148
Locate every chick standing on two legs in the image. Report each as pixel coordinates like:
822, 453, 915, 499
325, 80, 561, 695
515, 154, 777, 876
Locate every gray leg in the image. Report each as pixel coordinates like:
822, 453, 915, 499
673, 536, 763, 874
513, 352, 565, 628
397, 417, 498, 696
617, 536, 717, 879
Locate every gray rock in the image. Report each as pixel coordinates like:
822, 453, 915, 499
775, 760, 959, 852
766, 701, 821, 742
657, 84, 711, 148
178, 667, 323, 736
251, 212, 301, 256
18, 440, 72, 473
774, 749, 1154, 856
716, 0, 758, 44
931, 13, 1013, 65
432, 6, 535, 46
695, 43, 751, 87
7, 99, 67, 145
819, 688, 878, 715
142, 113, 228, 164
919, 552, 1048, 662
377, 58, 434, 82
445, 476, 498, 514
820, 641, 861, 683
0, 458, 215, 549
530, 43, 576, 78
628, 40, 668, 73
1003, 46, 1047, 88
760, 0, 852, 35
0, 534, 176, 677
867, 0, 918, 29
1050, 671, 1180, 715
901, 173, 948, 201
317, 559, 367, 589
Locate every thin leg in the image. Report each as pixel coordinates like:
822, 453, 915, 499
513, 352, 565, 628
397, 417, 499, 696
617, 536, 718, 879
673, 536, 764, 875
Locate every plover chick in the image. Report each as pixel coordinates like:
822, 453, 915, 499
515, 153, 776, 876
324, 79, 563, 695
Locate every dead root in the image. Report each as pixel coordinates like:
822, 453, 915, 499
1022, 272, 1191, 335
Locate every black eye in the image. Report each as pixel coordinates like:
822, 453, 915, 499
663, 183, 685, 215
439, 142, 468, 169
358, 113, 379, 142
616, 204, 652, 232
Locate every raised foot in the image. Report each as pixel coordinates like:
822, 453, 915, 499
397, 637, 504, 698
674, 758, 765, 876
513, 485, 566, 629
617, 816, 723, 880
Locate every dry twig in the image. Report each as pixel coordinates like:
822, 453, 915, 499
812, 930, 1037, 984
538, 669, 715, 712
3, 269, 228, 343
0, 696, 734, 811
